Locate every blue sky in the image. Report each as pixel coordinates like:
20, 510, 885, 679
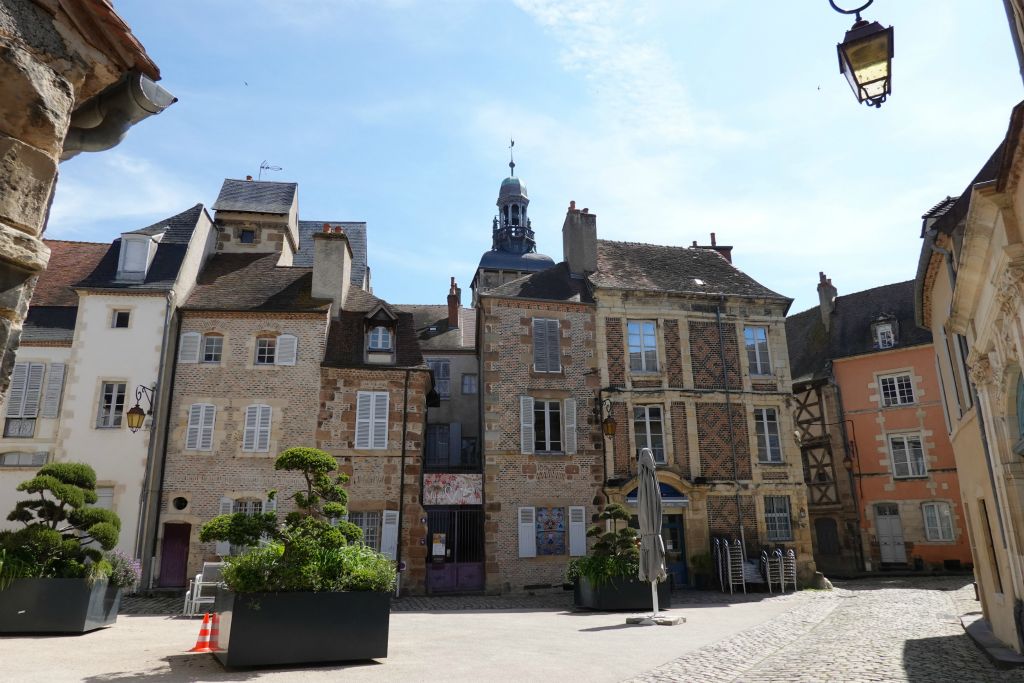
51, 1, 1022, 312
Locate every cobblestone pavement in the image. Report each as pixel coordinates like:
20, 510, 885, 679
631, 576, 1023, 683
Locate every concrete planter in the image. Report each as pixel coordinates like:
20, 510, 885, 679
573, 576, 671, 611
213, 587, 391, 668
0, 578, 121, 633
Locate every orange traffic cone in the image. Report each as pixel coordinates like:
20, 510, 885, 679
189, 612, 215, 653
209, 612, 221, 651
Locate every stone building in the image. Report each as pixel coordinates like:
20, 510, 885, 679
153, 179, 432, 592
0, 0, 173, 398
915, 101, 1024, 653
788, 277, 972, 576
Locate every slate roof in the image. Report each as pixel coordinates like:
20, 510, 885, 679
183, 253, 328, 313
73, 204, 206, 292
392, 304, 476, 351
323, 289, 425, 369
22, 307, 78, 343
294, 220, 368, 286
212, 179, 297, 214
591, 240, 790, 303
786, 280, 933, 382
35, 240, 110, 306
484, 262, 594, 303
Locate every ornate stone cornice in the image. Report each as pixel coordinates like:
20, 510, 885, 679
968, 354, 994, 387
995, 264, 1024, 316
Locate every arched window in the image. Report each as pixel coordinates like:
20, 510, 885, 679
511, 204, 520, 226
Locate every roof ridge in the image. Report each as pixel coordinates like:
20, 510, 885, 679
43, 238, 108, 245
223, 178, 297, 186
835, 279, 916, 302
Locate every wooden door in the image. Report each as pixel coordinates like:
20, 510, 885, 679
158, 523, 191, 588
875, 504, 906, 564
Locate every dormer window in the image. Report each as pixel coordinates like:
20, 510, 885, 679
368, 326, 393, 352
239, 229, 255, 244
118, 237, 153, 279
873, 322, 896, 350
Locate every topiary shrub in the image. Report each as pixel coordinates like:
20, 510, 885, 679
0, 463, 122, 587
566, 503, 639, 587
200, 447, 395, 593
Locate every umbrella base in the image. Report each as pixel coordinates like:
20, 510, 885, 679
626, 615, 685, 626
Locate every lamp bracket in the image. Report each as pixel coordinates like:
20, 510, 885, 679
828, 0, 872, 21
135, 384, 156, 414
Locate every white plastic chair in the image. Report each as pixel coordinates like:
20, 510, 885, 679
182, 562, 225, 616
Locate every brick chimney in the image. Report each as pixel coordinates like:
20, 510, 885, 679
817, 271, 837, 330
563, 200, 597, 276
312, 226, 352, 318
695, 232, 733, 263
447, 276, 461, 328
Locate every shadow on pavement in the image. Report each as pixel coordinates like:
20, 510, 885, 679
832, 576, 974, 592
81, 653, 383, 682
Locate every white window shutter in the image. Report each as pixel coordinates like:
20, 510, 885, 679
518, 507, 537, 558
563, 398, 577, 455
5, 363, 27, 417
215, 496, 233, 556
265, 494, 278, 516
569, 506, 587, 556
200, 404, 216, 451
276, 334, 297, 366
257, 405, 272, 451
372, 392, 389, 449
532, 319, 548, 372
355, 392, 372, 449
178, 332, 200, 363
546, 319, 561, 372
185, 404, 203, 450
21, 363, 44, 418
242, 405, 259, 451
40, 363, 65, 418
381, 510, 399, 560
520, 396, 535, 455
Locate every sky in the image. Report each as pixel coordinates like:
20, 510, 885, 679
50, 1, 1023, 313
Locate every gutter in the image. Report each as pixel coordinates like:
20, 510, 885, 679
395, 369, 411, 597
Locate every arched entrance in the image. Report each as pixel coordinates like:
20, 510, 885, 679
623, 481, 690, 586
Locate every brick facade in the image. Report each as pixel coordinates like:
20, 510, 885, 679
689, 320, 742, 390
606, 317, 625, 386
696, 402, 751, 480
664, 319, 685, 387
670, 401, 690, 478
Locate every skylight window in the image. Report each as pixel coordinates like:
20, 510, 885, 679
693, 278, 705, 286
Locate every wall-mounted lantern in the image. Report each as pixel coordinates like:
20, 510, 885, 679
830, 1, 893, 108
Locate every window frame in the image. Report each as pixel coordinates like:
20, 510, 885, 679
744, 326, 772, 376
879, 372, 915, 407
111, 310, 131, 329
754, 407, 783, 463
426, 358, 451, 400
889, 433, 927, 478
922, 501, 955, 542
627, 320, 659, 373
367, 326, 393, 352
96, 381, 127, 429
633, 404, 666, 464
533, 399, 563, 453
765, 495, 793, 541
875, 323, 896, 349
255, 336, 276, 365
202, 334, 223, 364
349, 511, 383, 551
461, 373, 478, 395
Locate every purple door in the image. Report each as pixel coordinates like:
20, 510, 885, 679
426, 507, 484, 593
158, 523, 191, 588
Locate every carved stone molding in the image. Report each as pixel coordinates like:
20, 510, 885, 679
968, 354, 994, 387
996, 264, 1024, 316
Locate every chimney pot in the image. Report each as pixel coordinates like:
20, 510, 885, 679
710, 232, 717, 246
246, 175, 253, 181
692, 240, 698, 247
817, 272, 838, 331
447, 277, 461, 328
569, 200, 576, 211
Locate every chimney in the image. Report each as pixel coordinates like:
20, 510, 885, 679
447, 276, 461, 328
312, 230, 352, 318
562, 200, 597, 276
246, 175, 253, 181
817, 271, 837, 330
695, 232, 733, 263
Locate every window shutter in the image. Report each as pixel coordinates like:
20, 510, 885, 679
518, 507, 537, 558
185, 404, 203, 450
448, 422, 462, 464
21, 363, 45, 418
215, 496, 233, 556
199, 404, 216, 451
532, 319, 548, 372
563, 398, 577, 455
355, 392, 372, 449
265, 494, 278, 517
546, 319, 561, 372
122, 239, 148, 272
40, 363, 66, 418
568, 506, 587, 556
520, 396, 535, 455
5, 363, 27, 417
178, 332, 200, 363
381, 510, 399, 560
242, 405, 259, 451
276, 334, 297, 366
372, 392, 389, 449
257, 405, 272, 451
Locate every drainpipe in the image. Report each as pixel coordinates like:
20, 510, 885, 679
395, 369, 411, 597
829, 374, 866, 573
715, 297, 744, 555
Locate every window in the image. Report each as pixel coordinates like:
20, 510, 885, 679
754, 408, 782, 462
427, 359, 450, 399
355, 391, 389, 449
880, 373, 915, 407
461, 437, 479, 467
744, 326, 771, 375
532, 318, 561, 373
96, 382, 126, 428
0, 452, 47, 467
518, 505, 586, 558
239, 229, 255, 244
633, 405, 665, 464
95, 486, 115, 511
425, 424, 450, 468
185, 403, 216, 451
461, 374, 478, 395
255, 337, 276, 365
4, 362, 44, 438
765, 495, 793, 541
120, 238, 148, 273
349, 511, 382, 550
111, 310, 130, 328
233, 499, 263, 515
202, 335, 223, 363
889, 434, 927, 478
368, 326, 392, 351
875, 323, 895, 349
241, 404, 272, 452
534, 400, 563, 453
922, 502, 955, 542
535, 506, 566, 555
628, 321, 658, 372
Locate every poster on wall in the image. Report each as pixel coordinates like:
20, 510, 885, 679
423, 473, 483, 505
432, 533, 446, 557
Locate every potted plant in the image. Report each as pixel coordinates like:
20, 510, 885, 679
567, 503, 671, 611
689, 552, 713, 590
200, 447, 396, 668
0, 463, 131, 633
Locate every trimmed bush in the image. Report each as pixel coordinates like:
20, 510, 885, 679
566, 503, 639, 587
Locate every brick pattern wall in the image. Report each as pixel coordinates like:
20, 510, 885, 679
606, 317, 625, 386
696, 402, 751, 480
670, 401, 689, 478
689, 320, 741, 390
632, 379, 662, 388
761, 468, 788, 481
664, 319, 684, 387
611, 401, 631, 478
752, 381, 778, 392
707, 494, 759, 556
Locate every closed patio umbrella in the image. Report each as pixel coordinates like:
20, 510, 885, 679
637, 447, 667, 618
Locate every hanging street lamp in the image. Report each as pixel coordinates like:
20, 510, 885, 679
830, 1, 893, 108
126, 384, 155, 434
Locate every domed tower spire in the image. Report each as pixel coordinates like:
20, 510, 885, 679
493, 141, 534, 254
509, 138, 515, 177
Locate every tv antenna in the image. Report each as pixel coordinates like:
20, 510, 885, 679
258, 160, 282, 180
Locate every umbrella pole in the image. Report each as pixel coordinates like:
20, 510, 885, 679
651, 581, 660, 618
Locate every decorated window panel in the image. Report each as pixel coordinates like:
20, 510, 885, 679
535, 506, 566, 556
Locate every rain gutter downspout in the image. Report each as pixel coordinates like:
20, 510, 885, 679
828, 372, 866, 572
395, 369, 411, 597
715, 297, 744, 554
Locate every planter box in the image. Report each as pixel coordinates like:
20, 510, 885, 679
573, 576, 671, 611
0, 578, 121, 633
213, 587, 391, 668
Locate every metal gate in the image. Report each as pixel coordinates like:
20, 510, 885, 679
426, 507, 484, 593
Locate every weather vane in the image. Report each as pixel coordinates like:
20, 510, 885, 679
508, 138, 515, 176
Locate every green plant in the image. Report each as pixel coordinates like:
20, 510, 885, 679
106, 550, 141, 590
200, 447, 395, 594
0, 463, 121, 586
566, 503, 639, 587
